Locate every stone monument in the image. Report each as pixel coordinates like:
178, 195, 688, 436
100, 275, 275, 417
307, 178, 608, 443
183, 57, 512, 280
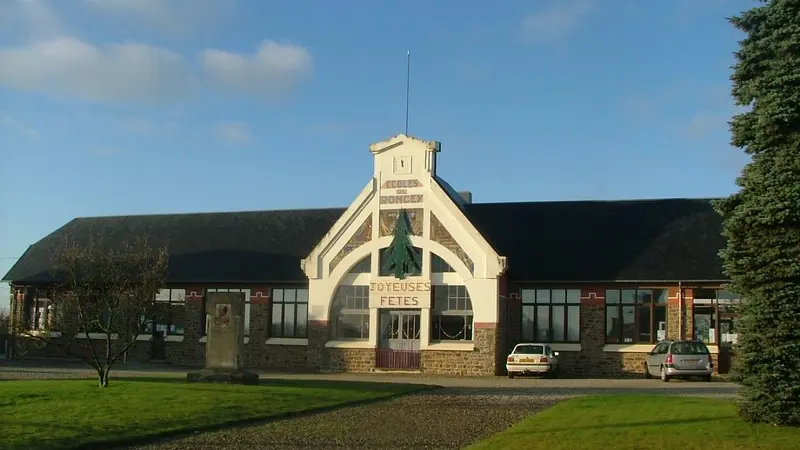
187, 292, 259, 384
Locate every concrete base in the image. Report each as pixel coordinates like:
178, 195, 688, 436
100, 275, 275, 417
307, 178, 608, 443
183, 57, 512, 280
186, 369, 260, 385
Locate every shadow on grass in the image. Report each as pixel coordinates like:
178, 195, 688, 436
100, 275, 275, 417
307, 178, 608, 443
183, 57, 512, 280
69, 384, 440, 450
522, 415, 734, 434
105, 376, 439, 391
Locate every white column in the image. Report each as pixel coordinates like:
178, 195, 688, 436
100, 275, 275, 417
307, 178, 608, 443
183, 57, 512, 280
368, 308, 379, 347
420, 307, 430, 348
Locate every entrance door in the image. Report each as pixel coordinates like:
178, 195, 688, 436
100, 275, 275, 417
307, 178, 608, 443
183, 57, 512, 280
151, 331, 166, 361
376, 309, 421, 369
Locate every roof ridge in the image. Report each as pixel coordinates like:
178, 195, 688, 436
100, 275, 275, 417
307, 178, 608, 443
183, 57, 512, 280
73, 206, 348, 220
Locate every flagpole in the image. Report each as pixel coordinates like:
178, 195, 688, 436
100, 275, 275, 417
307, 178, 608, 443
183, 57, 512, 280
405, 50, 411, 135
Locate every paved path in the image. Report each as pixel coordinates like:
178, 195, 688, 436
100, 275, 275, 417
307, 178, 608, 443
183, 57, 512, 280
0, 360, 739, 395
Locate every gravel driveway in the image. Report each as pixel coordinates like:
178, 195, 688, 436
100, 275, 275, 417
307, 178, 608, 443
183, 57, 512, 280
119, 387, 565, 450
115, 384, 737, 450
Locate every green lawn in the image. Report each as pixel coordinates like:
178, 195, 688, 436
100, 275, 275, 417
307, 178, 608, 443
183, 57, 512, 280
468, 395, 800, 450
0, 377, 427, 450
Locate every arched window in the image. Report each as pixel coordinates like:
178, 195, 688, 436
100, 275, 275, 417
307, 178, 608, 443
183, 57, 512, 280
430, 285, 473, 341
431, 253, 454, 273
349, 255, 371, 274
330, 285, 370, 340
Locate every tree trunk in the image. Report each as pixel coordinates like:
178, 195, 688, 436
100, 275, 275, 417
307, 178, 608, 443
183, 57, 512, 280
97, 365, 111, 387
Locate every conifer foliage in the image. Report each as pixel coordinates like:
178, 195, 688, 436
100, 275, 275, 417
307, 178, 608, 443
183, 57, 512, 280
713, 0, 800, 426
382, 210, 421, 279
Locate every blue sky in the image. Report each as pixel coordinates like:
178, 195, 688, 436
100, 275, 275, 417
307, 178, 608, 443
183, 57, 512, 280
0, 0, 754, 309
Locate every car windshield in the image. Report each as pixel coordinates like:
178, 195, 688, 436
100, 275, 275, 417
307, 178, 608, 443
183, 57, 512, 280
514, 345, 544, 355
671, 341, 710, 355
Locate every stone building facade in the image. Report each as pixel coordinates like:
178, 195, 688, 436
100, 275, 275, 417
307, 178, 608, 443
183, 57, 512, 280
4, 134, 738, 377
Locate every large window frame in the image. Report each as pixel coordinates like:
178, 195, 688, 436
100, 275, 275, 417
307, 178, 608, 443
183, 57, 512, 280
330, 285, 370, 340
430, 285, 473, 341
605, 288, 667, 344
520, 288, 581, 343
146, 289, 186, 338
270, 287, 309, 339
692, 288, 740, 346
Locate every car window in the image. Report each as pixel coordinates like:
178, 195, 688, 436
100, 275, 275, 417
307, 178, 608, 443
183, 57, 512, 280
514, 345, 544, 355
658, 343, 670, 354
671, 341, 710, 355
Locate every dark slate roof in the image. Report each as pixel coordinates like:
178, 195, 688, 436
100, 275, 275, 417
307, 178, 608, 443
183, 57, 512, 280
3, 198, 726, 284
467, 198, 725, 282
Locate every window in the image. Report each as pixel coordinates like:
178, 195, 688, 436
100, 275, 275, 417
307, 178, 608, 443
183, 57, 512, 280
203, 288, 251, 336
379, 246, 422, 277
349, 255, 371, 274
330, 285, 370, 339
271, 288, 309, 338
146, 289, 185, 337
22, 288, 50, 330
693, 288, 740, 346
512, 344, 545, 355
605, 289, 667, 344
520, 289, 580, 343
431, 253, 454, 273
430, 285, 473, 341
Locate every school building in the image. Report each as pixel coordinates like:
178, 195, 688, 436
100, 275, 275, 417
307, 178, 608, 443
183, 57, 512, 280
3, 134, 738, 377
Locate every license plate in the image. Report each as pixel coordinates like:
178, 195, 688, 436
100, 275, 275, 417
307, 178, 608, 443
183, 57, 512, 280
685, 359, 698, 363
520, 358, 534, 363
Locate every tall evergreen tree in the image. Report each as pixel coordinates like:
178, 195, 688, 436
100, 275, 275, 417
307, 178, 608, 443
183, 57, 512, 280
713, 0, 800, 426
382, 210, 420, 279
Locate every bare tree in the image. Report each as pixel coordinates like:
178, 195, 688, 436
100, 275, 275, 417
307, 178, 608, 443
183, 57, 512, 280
11, 236, 168, 387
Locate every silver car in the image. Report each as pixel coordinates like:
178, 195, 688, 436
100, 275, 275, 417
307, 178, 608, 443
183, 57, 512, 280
644, 339, 714, 382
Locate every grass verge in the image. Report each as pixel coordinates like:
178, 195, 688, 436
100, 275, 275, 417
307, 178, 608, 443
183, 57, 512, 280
0, 377, 429, 450
467, 395, 800, 450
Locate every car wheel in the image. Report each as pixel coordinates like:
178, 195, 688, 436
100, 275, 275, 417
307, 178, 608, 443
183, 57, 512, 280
507, 372, 514, 379
660, 366, 670, 383
644, 363, 652, 379
702, 374, 712, 382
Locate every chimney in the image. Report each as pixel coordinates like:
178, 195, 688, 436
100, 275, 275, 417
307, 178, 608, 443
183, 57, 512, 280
458, 191, 473, 204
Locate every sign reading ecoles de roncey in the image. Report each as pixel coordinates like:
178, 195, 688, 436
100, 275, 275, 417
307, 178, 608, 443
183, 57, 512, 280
369, 278, 431, 308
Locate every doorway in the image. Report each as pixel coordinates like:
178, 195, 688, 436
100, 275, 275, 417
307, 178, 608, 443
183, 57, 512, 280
375, 309, 421, 370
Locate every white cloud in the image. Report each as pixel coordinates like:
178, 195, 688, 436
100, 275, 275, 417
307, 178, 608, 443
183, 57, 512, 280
0, 112, 40, 139
0, 0, 66, 41
82, 0, 234, 35
200, 40, 313, 101
520, 0, 593, 43
214, 122, 253, 145
0, 37, 196, 103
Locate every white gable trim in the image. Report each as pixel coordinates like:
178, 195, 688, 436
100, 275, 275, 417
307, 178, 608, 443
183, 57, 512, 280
302, 178, 376, 280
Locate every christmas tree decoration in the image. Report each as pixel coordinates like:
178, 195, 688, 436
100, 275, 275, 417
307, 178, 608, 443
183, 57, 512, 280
382, 209, 421, 279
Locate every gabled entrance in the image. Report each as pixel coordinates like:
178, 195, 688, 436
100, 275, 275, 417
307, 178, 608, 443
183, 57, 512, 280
376, 309, 421, 370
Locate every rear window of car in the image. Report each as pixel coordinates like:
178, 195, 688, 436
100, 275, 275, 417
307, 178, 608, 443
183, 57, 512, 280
670, 341, 710, 355
514, 345, 544, 355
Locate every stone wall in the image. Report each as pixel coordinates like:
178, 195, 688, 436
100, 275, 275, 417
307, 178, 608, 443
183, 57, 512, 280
421, 326, 497, 376
9, 282, 729, 377
327, 348, 375, 372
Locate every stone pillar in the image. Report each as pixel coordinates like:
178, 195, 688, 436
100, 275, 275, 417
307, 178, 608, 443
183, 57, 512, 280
667, 287, 680, 340
577, 288, 606, 377
683, 288, 695, 340
473, 322, 498, 376
307, 319, 328, 371
187, 291, 258, 384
